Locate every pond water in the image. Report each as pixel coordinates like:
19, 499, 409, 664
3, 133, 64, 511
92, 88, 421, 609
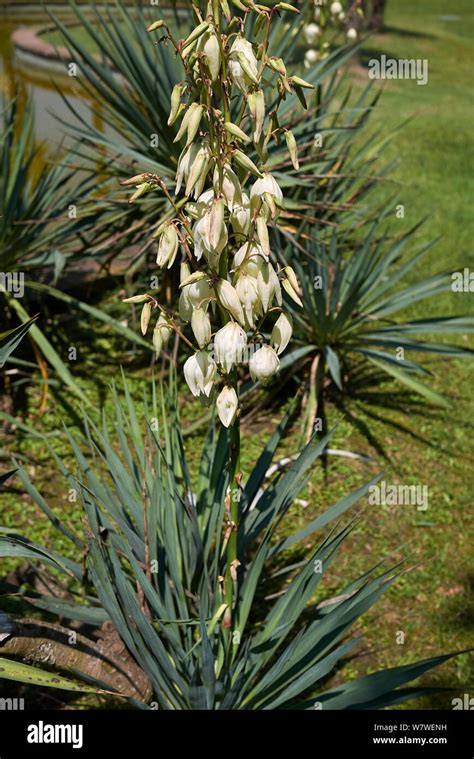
0, 11, 103, 158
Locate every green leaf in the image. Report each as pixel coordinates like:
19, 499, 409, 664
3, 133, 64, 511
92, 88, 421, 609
0, 657, 106, 693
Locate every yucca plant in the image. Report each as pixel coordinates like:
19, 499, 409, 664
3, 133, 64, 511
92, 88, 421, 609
0, 96, 155, 406
279, 220, 474, 440
0, 375, 462, 708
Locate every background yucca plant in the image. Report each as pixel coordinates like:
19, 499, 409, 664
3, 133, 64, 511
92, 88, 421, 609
0, 95, 155, 406
0, 376, 462, 708
277, 219, 474, 440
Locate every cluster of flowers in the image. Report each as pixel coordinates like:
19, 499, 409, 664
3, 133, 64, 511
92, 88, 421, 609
124, 2, 309, 427
303, 0, 360, 68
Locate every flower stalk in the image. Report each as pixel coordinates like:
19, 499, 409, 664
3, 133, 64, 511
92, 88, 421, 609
123, 0, 309, 629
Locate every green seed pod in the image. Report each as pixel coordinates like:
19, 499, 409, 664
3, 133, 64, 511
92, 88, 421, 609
284, 129, 299, 170
234, 150, 263, 178
225, 121, 251, 143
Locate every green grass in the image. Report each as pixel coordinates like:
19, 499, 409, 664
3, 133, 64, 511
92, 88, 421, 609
1, 0, 473, 709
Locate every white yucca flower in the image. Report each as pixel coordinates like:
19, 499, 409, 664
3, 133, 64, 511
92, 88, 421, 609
305, 49, 319, 67
303, 23, 321, 45
250, 173, 283, 220
228, 36, 259, 92
235, 273, 261, 329
215, 279, 245, 325
179, 278, 213, 321
182, 141, 212, 198
156, 223, 179, 268
230, 193, 251, 237
213, 164, 242, 211
249, 344, 280, 384
184, 350, 216, 398
214, 321, 247, 373
346, 27, 358, 41
271, 312, 293, 355
233, 240, 266, 270
330, 1, 343, 14
216, 385, 239, 427
256, 261, 282, 312
191, 307, 212, 348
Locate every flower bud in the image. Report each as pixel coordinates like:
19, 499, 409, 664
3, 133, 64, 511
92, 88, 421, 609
216, 385, 239, 427
208, 197, 226, 250
185, 142, 211, 198
215, 279, 245, 325
182, 21, 210, 51
282, 277, 303, 307
191, 307, 212, 348
214, 321, 247, 372
156, 222, 179, 268
186, 103, 204, 146
271, 312, 293, 355
168, 83, 185, 126
203, 32, 221, 81
284, 129, 299, 170
248, 89, 265, 143
256, 215, 270, 259
304, 23, 321, 45
153, 313, 173, 355
224, 121, 251, 144
184, 350, 216, 398
249, 344, 280, 384
229, 36, 259, 92
230, 193, 251, 237
234, 149, 263, 178
140, 301, 153, 336
123, 294, 148, 304
346, 27, 358, 41
147, 19, 166, 32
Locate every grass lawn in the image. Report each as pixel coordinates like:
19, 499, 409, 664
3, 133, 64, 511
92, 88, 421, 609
1, 0, 473, 708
